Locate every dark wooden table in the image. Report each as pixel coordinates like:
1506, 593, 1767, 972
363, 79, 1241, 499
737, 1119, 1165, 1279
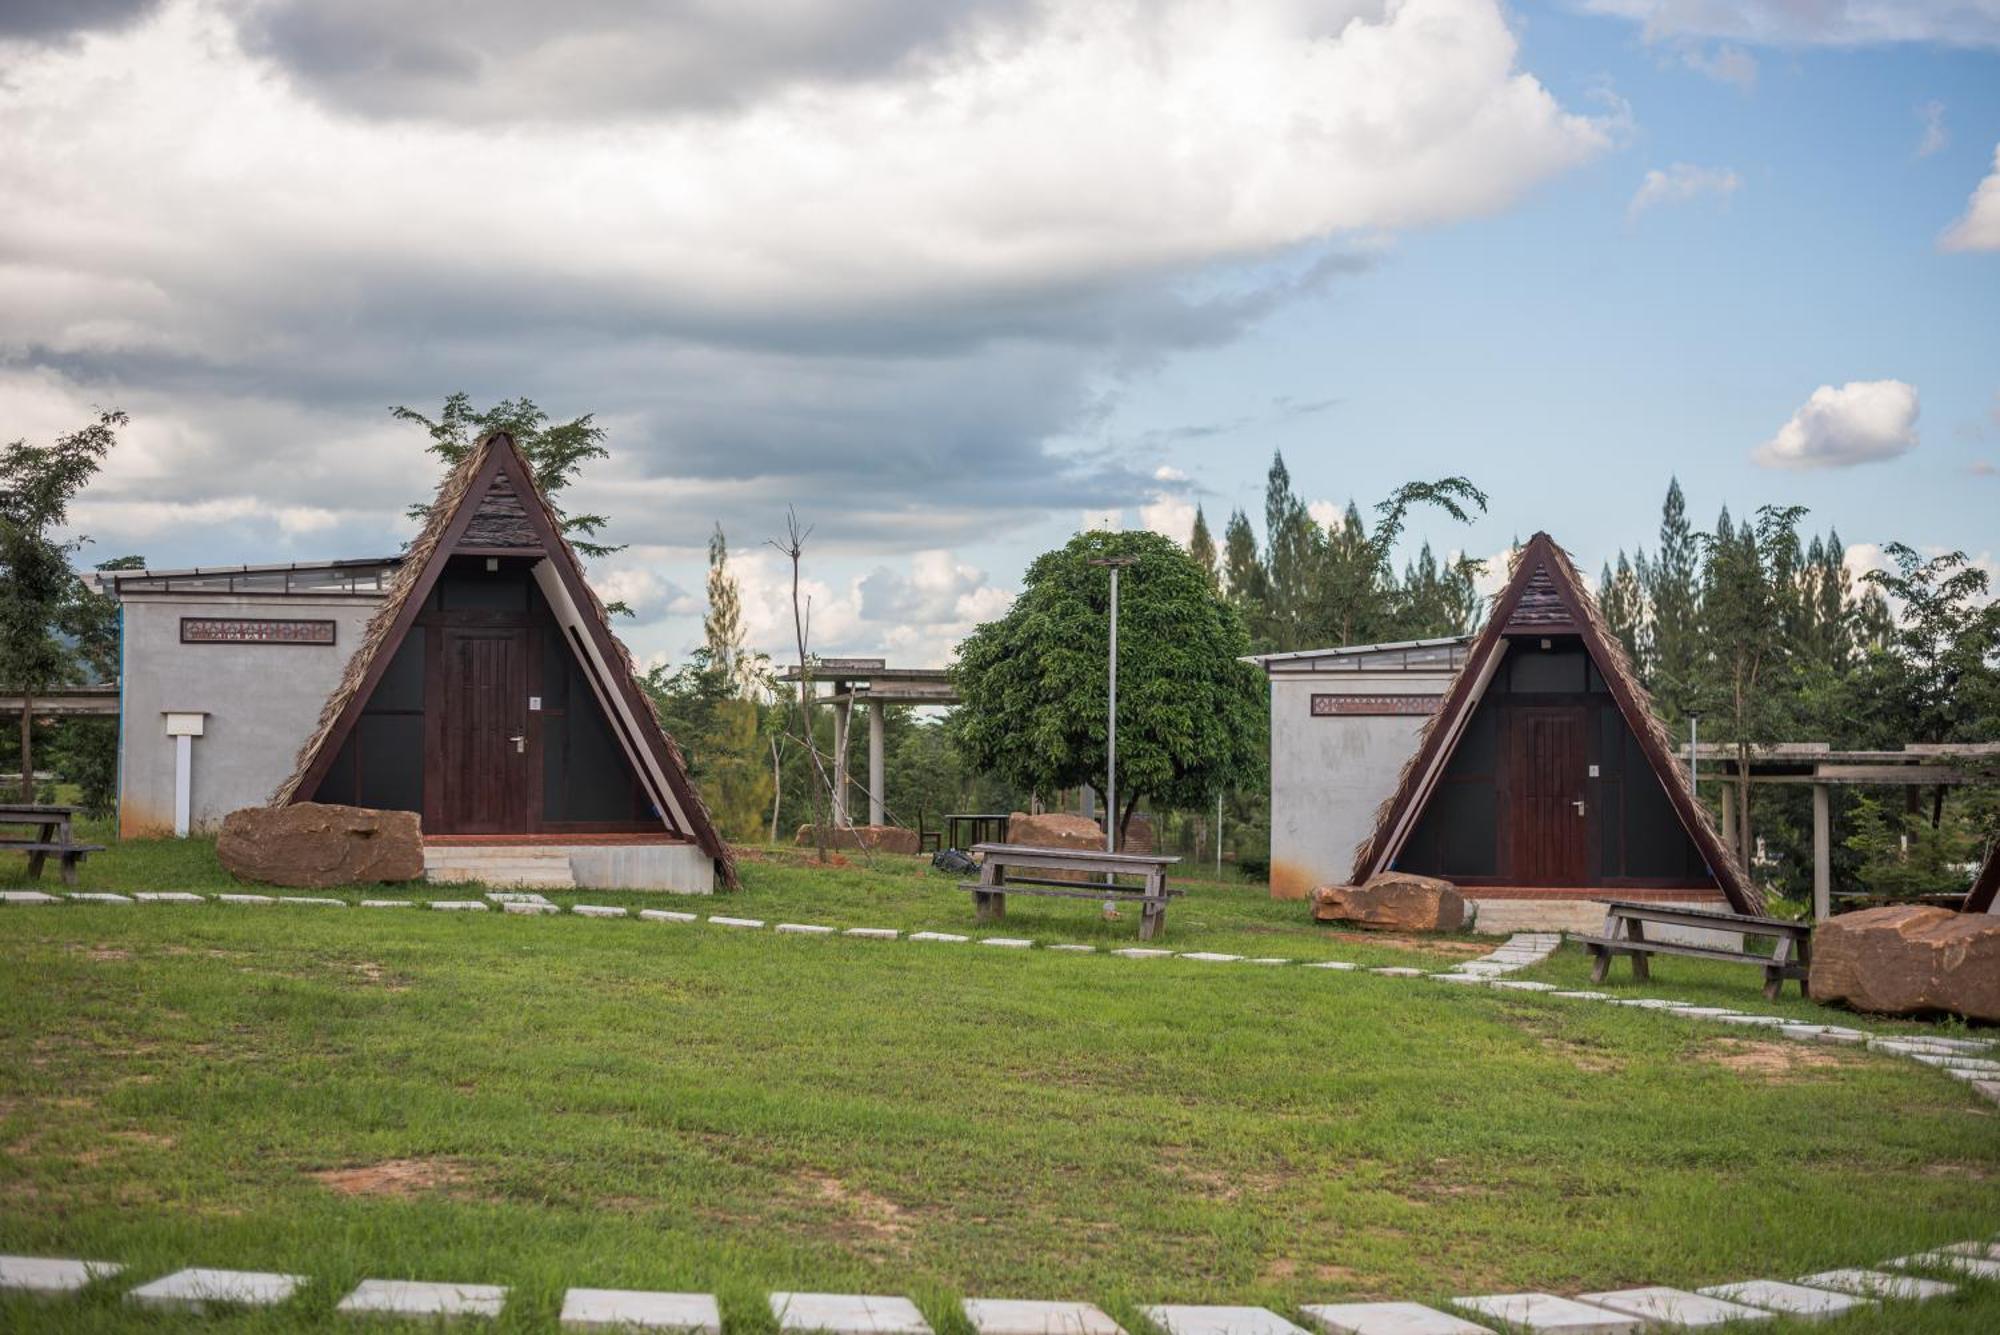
963, 842, 1182, 940
0, 803, 102, 886
942, 813, 1013, 851
1580, 898, 1812, 1000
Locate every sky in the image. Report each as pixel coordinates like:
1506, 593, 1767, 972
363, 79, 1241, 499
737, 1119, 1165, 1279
3, 0, 1997, 671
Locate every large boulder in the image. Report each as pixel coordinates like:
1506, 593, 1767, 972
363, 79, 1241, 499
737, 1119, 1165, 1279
217, 803, 424, 888
1808, 905, 2000, 1022
1312, 872, 1467, 933
793, 823, 920, 855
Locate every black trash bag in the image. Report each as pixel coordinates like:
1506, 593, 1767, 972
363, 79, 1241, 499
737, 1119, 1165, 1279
931, 847, 977, 877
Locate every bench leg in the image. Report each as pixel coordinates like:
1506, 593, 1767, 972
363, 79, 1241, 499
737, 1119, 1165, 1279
1630, 952, 1650, 983
1762, 968, 1782, 1003
1139, 902, 1163, 942
1588, 947, 1611, 985
975, 890, 1005, 924
24, 850, 48, 881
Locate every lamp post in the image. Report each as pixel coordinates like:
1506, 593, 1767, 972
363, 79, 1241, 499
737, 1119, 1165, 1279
1088, 554, 1137, 854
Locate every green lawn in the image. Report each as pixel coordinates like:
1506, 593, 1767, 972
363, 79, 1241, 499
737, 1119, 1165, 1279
2, 834, 1997, 1331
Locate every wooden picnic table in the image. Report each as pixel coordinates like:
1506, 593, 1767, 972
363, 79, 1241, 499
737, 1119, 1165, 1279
0, 802, 103, 887
942, 813, 1013, 851
963, 842, 1182, 940
1579, 898, 1812, 1000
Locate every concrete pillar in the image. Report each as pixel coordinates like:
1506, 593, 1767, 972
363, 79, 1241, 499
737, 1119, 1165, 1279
1719, 779, 1735, 856
831, 701, 850, 827
867, 700, 885, 827
1812, 782, 1831, 923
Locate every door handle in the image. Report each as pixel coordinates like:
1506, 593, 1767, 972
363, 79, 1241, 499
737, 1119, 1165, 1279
1572, 799, 1587, 816
509, 735, 526, 754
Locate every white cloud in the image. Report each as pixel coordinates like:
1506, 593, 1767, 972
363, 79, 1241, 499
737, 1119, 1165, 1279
720, 546, 1014, 667
1580, 1, 2000, 49
1752, 380, 1920, 470
1140, 493, 1197, 545
592, 567, 698, 624
1678, 43, 1757, 90
1080, 509, 1122, 531
1843, 542, 1999, 611
1306, 499, 1344, 528
1916, 99, 1948, 157
1942, 143, 2000, 251
1471, 545, 1518, 601
1628, 163, 1741, 219
1152, 464, 1190, 483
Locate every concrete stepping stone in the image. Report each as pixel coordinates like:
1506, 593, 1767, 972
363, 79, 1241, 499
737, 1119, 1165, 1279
1894, 1250, 2000, 1278
1795, 1269, 1956, 1301
1246, 957, 1291, 965
980, 937, 1034, 948
1576, 1286, 1773, 1327
575, 905, 630, 919
1143, 1304, 1311, 1335
1488, 980, 1558, 992
504, 901, 561, 915
1432, 973, 1490, 984
1665, 1006, 1737, 1018
1304, 961, 1358, 970
776, 922, 834, 934
963, 1297, 1124, 1335
1, 890, 61, 905
0, 1255, 123, 1296
338, 1278, 508, 1320
1550, 991, 1610, 1000
361, 899, 414, 908
1909, 1053, 2000, 1073
1805, 1026, 1870, 1044
134, 891, 206, 903
1777, 1024, 1831, 1040
1301, 1299, 1494, 1333
1869, 1035, 1991, 1054
1710, 1013, 1787, 1027
641, 909, 698, 923
1697, 1280, 1872, 1319
68, 892, 133, 903
911, 931, 969, 943
845, 928, 899, 939
1111, 947, 1171, 958
770, 1292, 931, 1334
428, 900, 489, 912
217, 893, 274, 905
1048, 943, 1095, 952
1450, 1294, 1637, 1332
486, 891, 553, 904
1180, 952, 1242, 962
560, 1288, 721, 1332
128, 1268, 305, 1312
1611, 998, 1681, 1009
279, 896, 347, 907
707, 916, 764, 928
1371, 967, 1424, 977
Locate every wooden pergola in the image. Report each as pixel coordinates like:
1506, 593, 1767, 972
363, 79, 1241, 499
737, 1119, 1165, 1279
1683, 741, 2000, 921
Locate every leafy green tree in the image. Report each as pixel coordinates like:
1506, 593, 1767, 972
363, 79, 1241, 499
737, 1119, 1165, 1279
393, 393, 620, 559
1221, 508, 1268, 630
952, 529, 1265, 839
1597, 554, 1645, 665
0, 410, 124, 799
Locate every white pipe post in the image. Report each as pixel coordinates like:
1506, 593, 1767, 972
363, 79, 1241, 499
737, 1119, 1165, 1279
1216, 791, 1223, 875
867, 699, 885, 827
172, 733, 192, 838
1106, 563, 1119, 856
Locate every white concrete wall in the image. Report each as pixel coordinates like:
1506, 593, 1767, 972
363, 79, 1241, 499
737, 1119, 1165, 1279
569, 843, 716, 894
117, 594, 383, 835
1267, 670, 1456, 898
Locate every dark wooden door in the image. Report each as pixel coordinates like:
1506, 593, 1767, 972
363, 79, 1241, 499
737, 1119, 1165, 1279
1509, 706, 1588, 885
437, 628, 529, 834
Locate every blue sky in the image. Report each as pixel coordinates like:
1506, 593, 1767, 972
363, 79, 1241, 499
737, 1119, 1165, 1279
2, 1, 1996, 667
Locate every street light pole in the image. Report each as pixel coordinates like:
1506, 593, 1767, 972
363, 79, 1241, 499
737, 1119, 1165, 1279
1088, 554, 1137, 855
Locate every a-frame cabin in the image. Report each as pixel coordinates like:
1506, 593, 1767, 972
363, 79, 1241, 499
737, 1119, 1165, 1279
1350, 533, 1758, 913
275, 433, 734, 890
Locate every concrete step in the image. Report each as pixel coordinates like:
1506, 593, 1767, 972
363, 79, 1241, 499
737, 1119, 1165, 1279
424, 846, 576, 890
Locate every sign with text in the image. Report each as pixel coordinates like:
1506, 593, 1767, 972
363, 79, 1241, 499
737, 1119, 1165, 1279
181, 617, 336, 646
1311, 693, 1442, 717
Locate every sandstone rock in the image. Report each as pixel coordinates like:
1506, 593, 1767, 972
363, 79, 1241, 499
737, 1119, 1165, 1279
1007, 811, 1106, 853
793, 823, 920, 855
1312, 872, 1467, 932
1808, 905, 2000, 1022
216, 803, 424, 888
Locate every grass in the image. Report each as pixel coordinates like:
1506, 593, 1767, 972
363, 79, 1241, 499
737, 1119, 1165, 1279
2, 832, 1997, 1331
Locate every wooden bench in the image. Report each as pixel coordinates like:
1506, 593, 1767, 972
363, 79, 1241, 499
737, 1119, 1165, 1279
1579, 898, 1812, 1000
0, 803, 104, 887
961, 842, 1182, 940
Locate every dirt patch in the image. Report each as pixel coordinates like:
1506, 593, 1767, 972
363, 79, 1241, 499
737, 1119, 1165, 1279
113, 1129, 176, 1149
1539, 1036, 1627, 1075
1258, 1258, 1360, 1285
1156, 1150, 1286, 1203
311, 1157, 470, 1197
348, 961, 410, 991
796, 1169, 909, 1243
1704, 1040, 1852, 1081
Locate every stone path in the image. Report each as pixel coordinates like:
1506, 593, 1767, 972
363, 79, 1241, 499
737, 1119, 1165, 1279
3, 1234, 1993, 1330
25, 891, 1999, 1103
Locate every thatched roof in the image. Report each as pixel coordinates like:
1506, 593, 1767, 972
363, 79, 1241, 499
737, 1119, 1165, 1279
1348, 532, 1759, 914
273, 433, 736, 888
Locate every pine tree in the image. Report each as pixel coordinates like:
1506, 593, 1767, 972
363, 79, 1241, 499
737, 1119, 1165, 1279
1598, 553, 1645, 665
1644, 478, 1701, 726
703, 523, 749, 691
1221, 508, 1269, 642
1187, 506, 1219, 593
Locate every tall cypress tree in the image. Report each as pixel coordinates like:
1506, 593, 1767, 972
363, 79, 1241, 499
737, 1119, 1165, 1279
1187, 505, 1219, 593
1221, 509, 1269, 645
1645, 478, 1701, 725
